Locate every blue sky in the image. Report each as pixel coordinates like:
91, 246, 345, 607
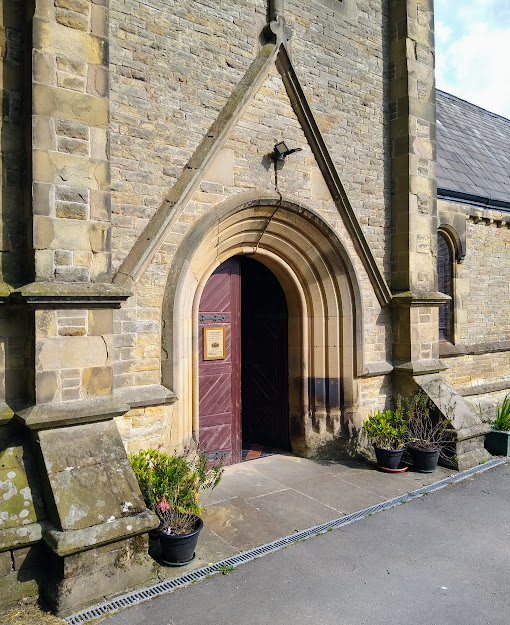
435, 0, 510, 119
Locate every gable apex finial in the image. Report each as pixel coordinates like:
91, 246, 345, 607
269, 0, 285, 22
265, 0, 292, 46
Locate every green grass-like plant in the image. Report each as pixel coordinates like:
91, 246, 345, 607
490, 393, 510, 431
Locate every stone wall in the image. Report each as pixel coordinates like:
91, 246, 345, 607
459, 215, 510, 345
32, 0, 111, 285
34, 308, 113, 404
109, 0, 392, 445
0, 0, 507, 614
0, 0, 28, 286
438, 200, 510, 399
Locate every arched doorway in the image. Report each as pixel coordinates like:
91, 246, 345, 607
198, 256, 290, 466
162, 193, 366, 461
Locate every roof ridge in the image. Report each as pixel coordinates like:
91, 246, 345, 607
436, 89, 510, 125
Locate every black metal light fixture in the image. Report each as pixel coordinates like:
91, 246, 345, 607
273, 141, 302, 160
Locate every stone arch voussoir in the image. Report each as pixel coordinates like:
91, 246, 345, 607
162, 191, 366, 457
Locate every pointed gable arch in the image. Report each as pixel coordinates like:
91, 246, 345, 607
162, 192, 366, 456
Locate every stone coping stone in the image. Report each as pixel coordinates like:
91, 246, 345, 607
10, 282, 132, 308
0, 520, 51, 552
43, 511, 158, 556
16, 396, 130, 429
391, 290, 451, 307
114, 384, 176, 408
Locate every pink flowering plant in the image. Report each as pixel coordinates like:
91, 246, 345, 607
129, 446, 223, 535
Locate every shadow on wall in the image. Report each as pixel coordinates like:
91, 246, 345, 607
1, 0, 34, 286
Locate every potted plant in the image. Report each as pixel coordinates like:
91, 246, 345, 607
399, 393, 451, 472
363, 408, 408, 471
129, 446, 223, 566
484, 394, 510, 456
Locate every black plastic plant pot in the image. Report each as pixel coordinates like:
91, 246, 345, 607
485, 428, 510, 456
157, 516, 204, 566
408, 446, 440, 472
374, 446, 404, 470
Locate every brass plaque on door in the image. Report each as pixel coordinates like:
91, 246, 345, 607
204, 326, 226, 360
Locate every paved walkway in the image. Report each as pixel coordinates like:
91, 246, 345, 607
106, 461, 510, 625
149, 453, 455, 579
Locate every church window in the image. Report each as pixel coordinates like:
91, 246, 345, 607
437, 231, 453, 342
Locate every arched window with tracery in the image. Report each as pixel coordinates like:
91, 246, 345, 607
437, 231, 453, 342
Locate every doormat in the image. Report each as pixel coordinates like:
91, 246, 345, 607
241, 443, 286, 461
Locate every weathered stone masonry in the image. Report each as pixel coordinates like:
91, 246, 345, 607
0, 0, 507, 614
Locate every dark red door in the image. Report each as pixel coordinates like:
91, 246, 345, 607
241, 257, 290, 450
198, 259, 241, 466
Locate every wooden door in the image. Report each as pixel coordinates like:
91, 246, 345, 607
198, 259, 241, 466
241, 257, 290, 450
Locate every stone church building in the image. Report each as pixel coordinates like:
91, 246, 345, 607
1, 0, 509, 615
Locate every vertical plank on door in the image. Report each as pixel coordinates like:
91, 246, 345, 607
198, 259, 241, 465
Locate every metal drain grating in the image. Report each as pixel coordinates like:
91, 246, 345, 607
65, 457, 504, 625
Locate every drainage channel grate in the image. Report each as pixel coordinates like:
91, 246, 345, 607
66, 457, 504, 625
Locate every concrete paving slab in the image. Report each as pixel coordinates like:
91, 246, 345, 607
339, 464, 454, 499
284, 471, 386, 513
247, 454, 333, 482
199, 483, 236, 506
215, 462, 286, 499
102, 462, 510, 625
200, 497, 290, 551
246, 487, 339, 533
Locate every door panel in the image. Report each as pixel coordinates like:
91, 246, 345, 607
241, 257, 290, 450
198, 259, 241, 466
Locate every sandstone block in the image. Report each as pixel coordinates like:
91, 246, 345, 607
54, 250, 72, 265
33, 182, 54, 216
54, 0, 91, 15
56, 8, 89, 31
35, 310, 57, 338
35, 250, 54, 281
82, 365, 112, 396
56, 201, 89, 219
88, 309, 113, 336
33, 116, 56, 151
73, 251, 93, 267
54, 266, 90, 282
90, 3, 107, 38
36, 370, 59, 403
32, 84, 108, 128
56, 54, 87, 76
0, 551, 12, 577
36, 335, 107, 370
57, 72, 87, 91
91, 251, 110, 280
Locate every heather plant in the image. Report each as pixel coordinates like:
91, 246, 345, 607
398, 392, 451, 452
130, 446, 223, 535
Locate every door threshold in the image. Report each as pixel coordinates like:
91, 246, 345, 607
241, 442, 289, 462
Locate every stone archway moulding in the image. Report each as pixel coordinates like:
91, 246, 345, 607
162, 191, 366, 457
113, 38, 391, 309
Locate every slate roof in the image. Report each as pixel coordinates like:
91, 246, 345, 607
436, 90, 510, 208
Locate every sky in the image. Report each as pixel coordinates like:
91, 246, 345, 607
434, 0, 510, 119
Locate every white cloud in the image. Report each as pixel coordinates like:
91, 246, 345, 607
435, 2, 510, 118
435, 21, 452, 45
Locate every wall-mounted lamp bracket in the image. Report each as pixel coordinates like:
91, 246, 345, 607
273, 141, 303, 160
